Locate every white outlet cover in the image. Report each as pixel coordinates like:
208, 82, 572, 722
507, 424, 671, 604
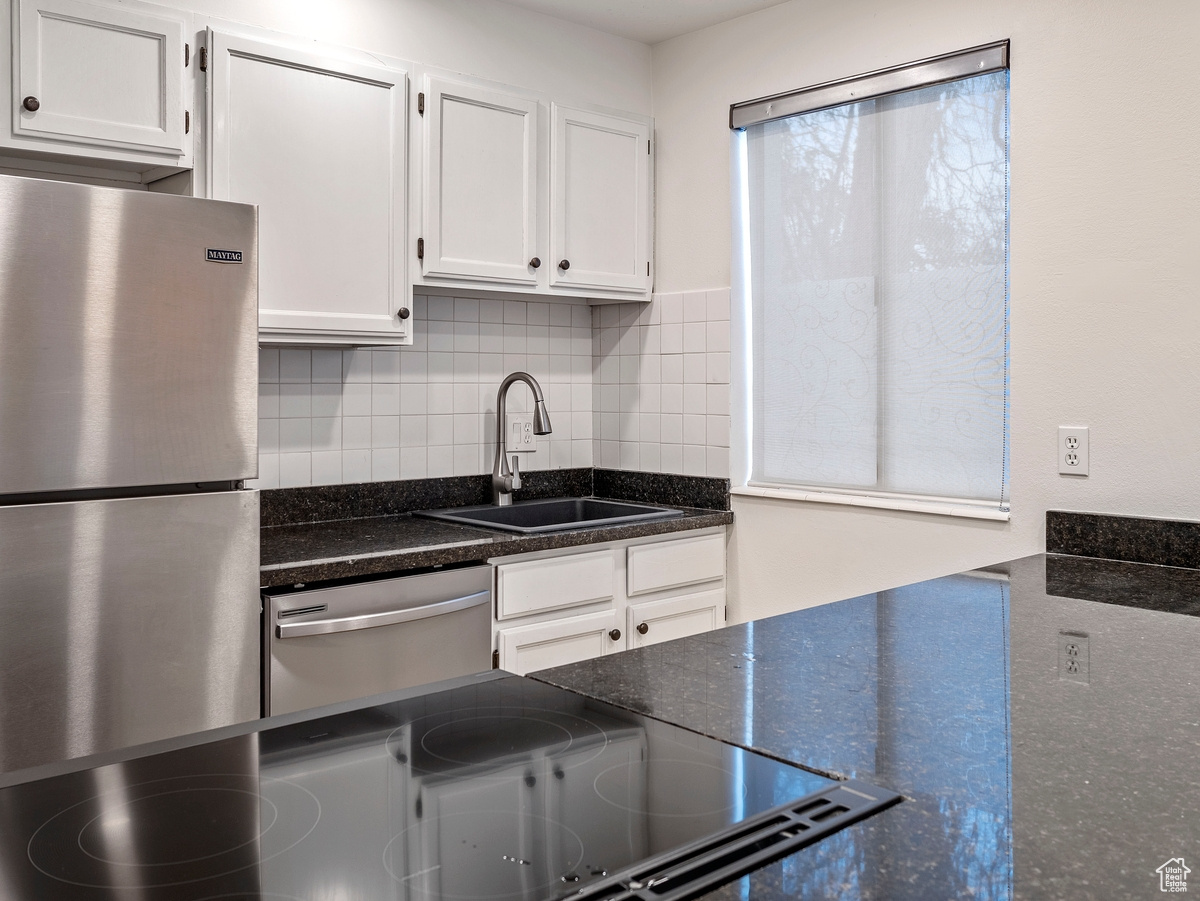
506, 412, 535, 453
1058, 426, 1089, 476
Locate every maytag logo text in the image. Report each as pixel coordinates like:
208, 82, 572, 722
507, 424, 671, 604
206, 249, 243, 263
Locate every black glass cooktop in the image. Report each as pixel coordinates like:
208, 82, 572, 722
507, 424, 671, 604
0, 674, 893, 900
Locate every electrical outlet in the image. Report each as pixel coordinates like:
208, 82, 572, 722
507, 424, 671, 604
1058, 426, 1089, 475
506, 412, 536, 453
1058, 631, 1090, 683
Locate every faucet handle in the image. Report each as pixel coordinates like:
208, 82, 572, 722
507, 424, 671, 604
510, 455, 522, 490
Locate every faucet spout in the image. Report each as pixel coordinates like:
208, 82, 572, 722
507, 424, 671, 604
492, 372, 552, 505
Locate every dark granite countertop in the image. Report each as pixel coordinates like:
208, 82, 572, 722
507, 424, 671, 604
259, 468, 733, 587
260, 506, 733, 587
535, 552, 1200, 900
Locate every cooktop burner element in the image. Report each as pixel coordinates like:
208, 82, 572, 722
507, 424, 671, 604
392, 705, 612, 774
28, 773, 319, 888
0, 674, 898, 900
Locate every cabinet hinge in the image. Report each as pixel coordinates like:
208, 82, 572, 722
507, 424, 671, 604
199, 45, 208, 72
184, 43, 190, 67
647, 261, 650, 277
492, 649, 499, 669
648, 139, 651, 155
417, 237, 424, 260
185, 110, 190, 134
418, 92, 425, 116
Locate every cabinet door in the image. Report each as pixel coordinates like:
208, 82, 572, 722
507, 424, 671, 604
498, 610, 621, 676
422, 76, 539, 285
550, 104, 651, 294
628, 587, 724, 650
14, 0, 187, 154
209, 32, 409, 344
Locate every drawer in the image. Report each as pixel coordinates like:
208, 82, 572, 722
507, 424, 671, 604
626, 532, 725, 596
496, 549, 615, 619
497, 609, 621, 675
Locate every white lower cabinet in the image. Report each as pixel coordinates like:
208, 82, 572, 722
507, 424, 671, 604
628, 587, 723, 650
498, 609, 621, 675
493, 527, 726, 675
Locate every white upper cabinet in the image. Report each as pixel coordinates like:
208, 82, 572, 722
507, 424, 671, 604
550, 104, 651, 295
421, 76, 538, 285
208, 31, 410, 345
416, 71, 653, 303
4, 0, 190, 165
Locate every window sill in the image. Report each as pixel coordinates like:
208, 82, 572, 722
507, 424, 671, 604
730, 485, 1010, 522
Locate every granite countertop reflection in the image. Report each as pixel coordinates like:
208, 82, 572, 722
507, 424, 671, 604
535, 553, 1200, 900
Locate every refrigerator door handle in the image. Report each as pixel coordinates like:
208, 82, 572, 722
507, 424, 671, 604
276, 590, 491, 639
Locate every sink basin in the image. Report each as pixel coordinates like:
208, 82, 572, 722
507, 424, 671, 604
415, 497, 684, 534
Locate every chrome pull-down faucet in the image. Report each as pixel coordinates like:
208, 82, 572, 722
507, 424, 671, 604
492, 372, 551, 506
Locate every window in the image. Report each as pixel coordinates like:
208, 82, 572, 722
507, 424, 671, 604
732, 43, 1010, 518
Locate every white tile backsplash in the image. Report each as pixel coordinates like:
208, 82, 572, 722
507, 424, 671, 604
590, 288, 731, 478
311, 450, 343, 484
250, 290, 730, 489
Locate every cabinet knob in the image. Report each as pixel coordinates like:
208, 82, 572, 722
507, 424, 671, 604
396, 307, 411, 320
558, 259, 570, 271
608, 628, 621, 641
22, 96, 40, 112
636, 622, 649, 635
524, 772, 536, 788
529, 257, 541, 269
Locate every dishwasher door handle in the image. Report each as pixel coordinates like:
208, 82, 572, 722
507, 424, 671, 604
276, 589, 490, 639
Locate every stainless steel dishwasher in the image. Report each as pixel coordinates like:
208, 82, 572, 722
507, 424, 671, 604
263, 565, 492, 716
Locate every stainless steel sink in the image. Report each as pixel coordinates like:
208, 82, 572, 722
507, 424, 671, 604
415, 497, 684, 534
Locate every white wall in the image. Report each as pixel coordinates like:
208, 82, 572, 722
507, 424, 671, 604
650, 0, 1200, 622
163, 0, 652, 114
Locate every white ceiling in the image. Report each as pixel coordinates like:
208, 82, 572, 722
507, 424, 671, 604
498, 0, 792, 45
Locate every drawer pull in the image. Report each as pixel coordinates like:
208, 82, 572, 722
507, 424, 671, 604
608, 628, 622, 641
636, 622, 649, 635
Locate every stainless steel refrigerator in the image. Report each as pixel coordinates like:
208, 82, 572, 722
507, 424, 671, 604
0, 174, 259, 775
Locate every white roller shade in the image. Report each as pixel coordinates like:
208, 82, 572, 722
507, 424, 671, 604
743, 69, 1009, 508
